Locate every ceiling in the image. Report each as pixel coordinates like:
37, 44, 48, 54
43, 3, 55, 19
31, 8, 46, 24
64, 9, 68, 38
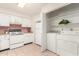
0, 3, 47, 17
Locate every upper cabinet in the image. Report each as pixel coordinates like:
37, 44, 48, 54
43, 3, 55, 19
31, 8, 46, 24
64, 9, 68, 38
9, 15, 15, 24
17, 17, 23, 24
9, 15, 22, 24
9, 15, 32, 27
0, 13, 32, 27
22, 19, 32, 27
0, 14, 10, 26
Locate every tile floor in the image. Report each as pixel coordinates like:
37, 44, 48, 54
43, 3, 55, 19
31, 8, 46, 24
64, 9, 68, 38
0, 43, 57, 56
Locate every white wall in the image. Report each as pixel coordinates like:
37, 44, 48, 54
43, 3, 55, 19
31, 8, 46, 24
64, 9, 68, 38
42, 3, 70, 13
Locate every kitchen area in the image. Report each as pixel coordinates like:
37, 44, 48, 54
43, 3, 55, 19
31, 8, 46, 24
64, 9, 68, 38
0, 13, 34, 51
0, 3, 79, 56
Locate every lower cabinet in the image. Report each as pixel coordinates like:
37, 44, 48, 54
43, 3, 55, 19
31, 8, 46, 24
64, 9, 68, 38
0, 39, 9, 50
10, 35, 24, 44
57, 39, 78, 56
47, 33, 57, 53
10, 43, 24, 49
47, 33, 79, 56
0, 35, 9, 50
0, 33, 34, 51
24, 33, 34, 44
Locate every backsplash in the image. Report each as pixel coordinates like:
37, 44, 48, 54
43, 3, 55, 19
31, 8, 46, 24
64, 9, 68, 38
0, 26, 9, 34
10, 24, 32, 33
22, 27, 32, 33
0, 24, 32, 34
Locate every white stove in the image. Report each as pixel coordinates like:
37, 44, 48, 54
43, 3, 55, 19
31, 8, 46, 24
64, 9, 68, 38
9, 29, 24, 49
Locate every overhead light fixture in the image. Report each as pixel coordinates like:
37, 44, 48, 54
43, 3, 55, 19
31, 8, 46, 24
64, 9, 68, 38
18, 3, 26, 8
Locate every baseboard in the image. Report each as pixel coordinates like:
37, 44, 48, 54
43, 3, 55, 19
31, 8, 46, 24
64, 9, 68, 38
24, 42, 33, 45
0, 48, 10, 52
47, 49, 60, 56
33, 43, 41, 47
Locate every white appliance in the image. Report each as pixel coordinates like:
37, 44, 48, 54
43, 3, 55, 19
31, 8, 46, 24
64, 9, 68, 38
9, 29, 24, 49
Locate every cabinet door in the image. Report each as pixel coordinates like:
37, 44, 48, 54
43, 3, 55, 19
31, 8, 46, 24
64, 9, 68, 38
21, 19, 25, 27
22, 19, 32, 27
0, 37, 9, 50
24, 34, 33, 44
57, 39, 77, 56
10, 16, 21, 24
10, 35, 24, 44
0, 14, 10, 26
17, 18, 23, 24
47, 33, 57, 53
